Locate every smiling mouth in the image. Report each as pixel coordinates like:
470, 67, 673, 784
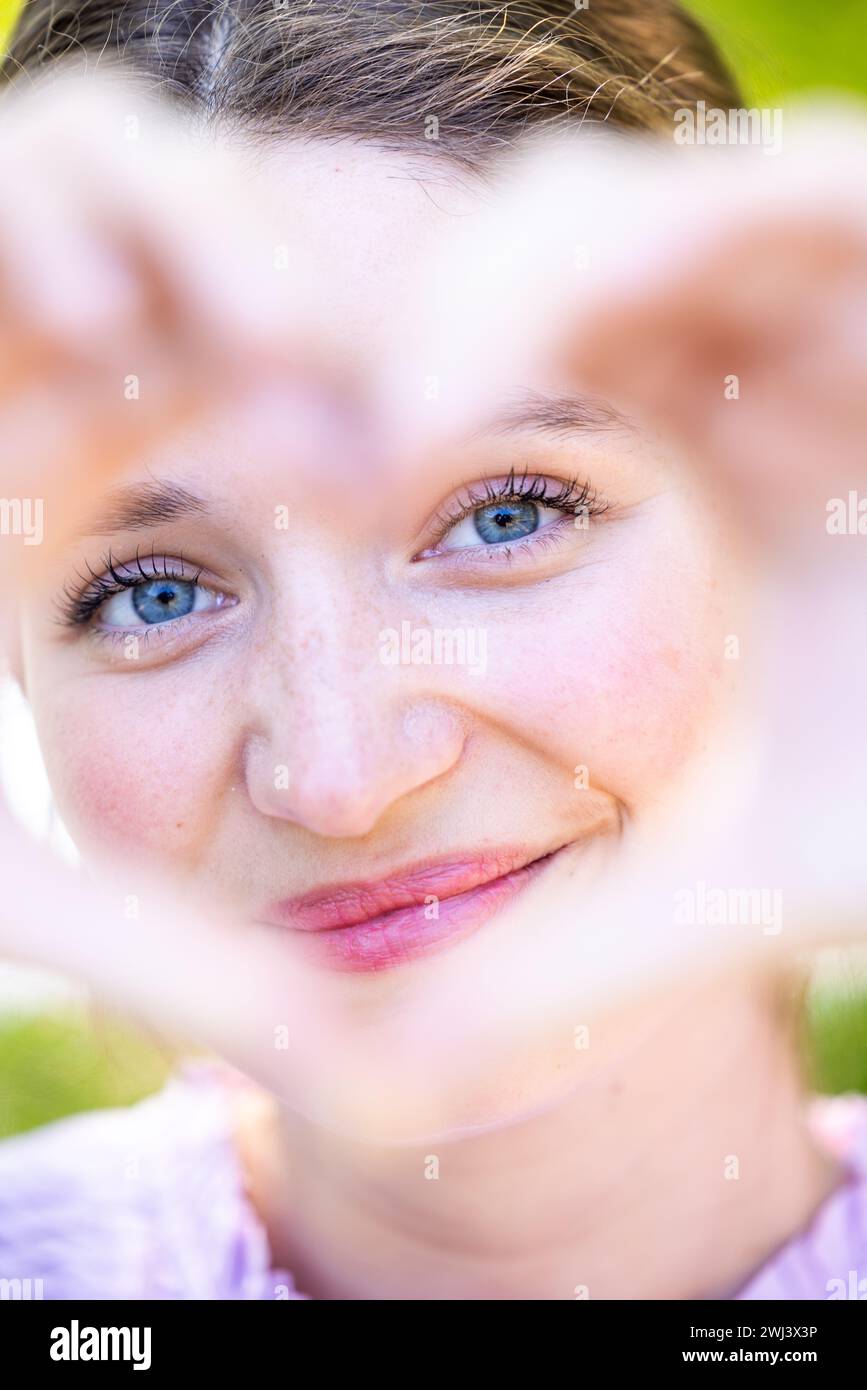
258, 842, 577, 973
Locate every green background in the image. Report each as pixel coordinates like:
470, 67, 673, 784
0, 0, 865, 1133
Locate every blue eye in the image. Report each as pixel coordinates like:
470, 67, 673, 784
439, 496, 558, 551
92, 570, 230, 630
473, 500, 539, 544
131, 579, 197, 625
428, 474, 606, 560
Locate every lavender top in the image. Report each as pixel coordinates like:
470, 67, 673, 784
1, 1060, 865, 1300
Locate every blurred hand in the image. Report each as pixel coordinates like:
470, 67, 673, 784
0, 64, 384, 1130
0, 60, 334, 581
381, 111, 867, 979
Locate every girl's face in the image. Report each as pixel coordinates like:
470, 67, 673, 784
19, 144, 742, 1117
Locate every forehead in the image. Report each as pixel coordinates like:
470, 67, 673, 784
241, 137, 484, 345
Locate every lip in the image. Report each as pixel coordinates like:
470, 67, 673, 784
259, 843, 573, 973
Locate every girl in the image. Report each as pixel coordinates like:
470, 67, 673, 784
0, 0, 866, 1299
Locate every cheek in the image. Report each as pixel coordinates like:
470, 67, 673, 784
561, 570, 728, 803
462, 510, 738, 811
27, 665, 235, 868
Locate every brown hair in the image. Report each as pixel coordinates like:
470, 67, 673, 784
2, 1, 740, 163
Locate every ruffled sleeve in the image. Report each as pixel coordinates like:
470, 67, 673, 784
735, 1093, 867, 1300
0, 1058, 306, 1300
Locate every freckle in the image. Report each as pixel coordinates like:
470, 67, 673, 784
175, 822, 184, 829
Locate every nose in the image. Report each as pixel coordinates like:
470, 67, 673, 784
242, 594, 467, 840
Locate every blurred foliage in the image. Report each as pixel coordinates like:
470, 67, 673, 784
0, 0, 864, 1130
0, 1009, 175, 1138
0, 0, 18, 49
684, 0, 867, 102
806, 988, 867, 1098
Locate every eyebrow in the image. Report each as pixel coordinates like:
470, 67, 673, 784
77, 391, 632, 537
479, 390, 637, 440
78, 481, 210, 536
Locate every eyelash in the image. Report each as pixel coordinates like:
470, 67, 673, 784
421, 470, 609, 558
58, 472, 607, 632
58, 548, 203, 629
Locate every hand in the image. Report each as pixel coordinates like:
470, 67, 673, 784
383, 109, 867, 944
0, 65, 395, 1133
0, 59, 332, 587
